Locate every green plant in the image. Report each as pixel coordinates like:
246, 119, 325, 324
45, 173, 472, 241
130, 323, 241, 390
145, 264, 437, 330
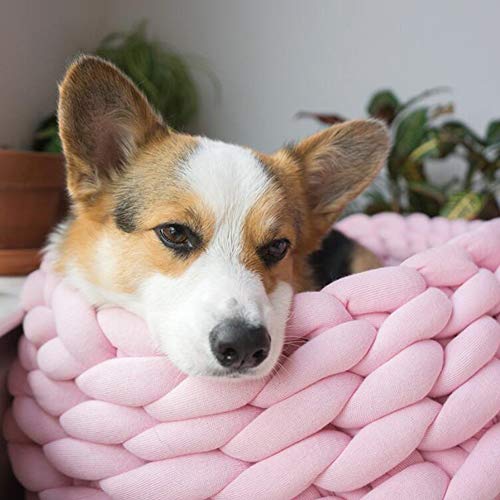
33, 22, 200, 152
299, 88, 500, 220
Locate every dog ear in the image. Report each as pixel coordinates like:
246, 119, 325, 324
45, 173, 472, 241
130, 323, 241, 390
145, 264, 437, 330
58, 55, 166, 203
292, 119, 390, 233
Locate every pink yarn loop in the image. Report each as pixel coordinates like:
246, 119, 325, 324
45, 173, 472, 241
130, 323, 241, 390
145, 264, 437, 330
5, 214, 500, 499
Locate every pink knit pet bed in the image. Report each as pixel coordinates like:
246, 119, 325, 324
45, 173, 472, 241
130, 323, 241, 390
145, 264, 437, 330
4, 213, 500, 500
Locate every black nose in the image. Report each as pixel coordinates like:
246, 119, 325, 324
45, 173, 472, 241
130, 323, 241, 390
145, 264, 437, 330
209, 319, 271, 369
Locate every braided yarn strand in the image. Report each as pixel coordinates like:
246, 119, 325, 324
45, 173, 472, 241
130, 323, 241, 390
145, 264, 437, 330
5, 213, 500, 500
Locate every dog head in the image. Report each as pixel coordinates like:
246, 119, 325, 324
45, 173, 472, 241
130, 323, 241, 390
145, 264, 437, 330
54, 56, 389, 378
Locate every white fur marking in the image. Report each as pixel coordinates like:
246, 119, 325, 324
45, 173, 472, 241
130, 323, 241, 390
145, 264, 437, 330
51, 139, 294, 378
139, 139, 292, 377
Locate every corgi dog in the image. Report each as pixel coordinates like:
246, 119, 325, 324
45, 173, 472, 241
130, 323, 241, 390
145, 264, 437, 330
50, 56, 390, 379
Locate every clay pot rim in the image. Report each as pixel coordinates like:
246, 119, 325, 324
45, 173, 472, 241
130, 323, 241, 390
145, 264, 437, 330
0, 149, 66, 189
0, 148, 64, 160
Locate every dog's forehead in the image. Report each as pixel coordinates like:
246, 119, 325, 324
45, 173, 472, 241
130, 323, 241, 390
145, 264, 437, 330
181, 138, 272, 223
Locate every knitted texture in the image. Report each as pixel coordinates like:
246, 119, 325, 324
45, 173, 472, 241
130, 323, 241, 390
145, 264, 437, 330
4, 213, 500, 500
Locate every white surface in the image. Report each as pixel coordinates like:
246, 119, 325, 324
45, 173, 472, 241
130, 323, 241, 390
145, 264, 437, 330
107, 0, 500, 153
0, 0, 110, 150
3, 1, 500, 158
0, 276, 25, 320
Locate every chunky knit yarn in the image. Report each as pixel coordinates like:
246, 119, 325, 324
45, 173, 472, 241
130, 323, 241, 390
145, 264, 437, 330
4, 213, 500, 500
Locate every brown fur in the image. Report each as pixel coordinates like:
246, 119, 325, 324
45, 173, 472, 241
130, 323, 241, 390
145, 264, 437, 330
58, 55, 167, 204
55, 56, 390, 298
288, 119, 390, 235
350, 242, 383, 274
54, 135, 216, 292
241, 183, 297, 293
257, 119, 390, 290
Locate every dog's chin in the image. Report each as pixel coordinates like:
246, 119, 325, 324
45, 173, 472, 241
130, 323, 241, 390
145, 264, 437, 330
201, 364, 272, 380
168, 356, 278, 380
163, 347, 281, 380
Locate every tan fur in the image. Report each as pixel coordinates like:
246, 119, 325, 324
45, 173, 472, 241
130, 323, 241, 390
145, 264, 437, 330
350, 242, 383, 274
255, 150, 317, 291
290, 119, 390, 235
241, 183, 297, 293
55, 136, 214, 294
55, 56, 390, 301
58, 55, 167, 204
256, 121, 390, 291
55, 200, 212, 294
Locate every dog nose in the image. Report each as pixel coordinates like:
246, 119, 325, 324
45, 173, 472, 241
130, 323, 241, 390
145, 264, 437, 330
209, 319, 271, 369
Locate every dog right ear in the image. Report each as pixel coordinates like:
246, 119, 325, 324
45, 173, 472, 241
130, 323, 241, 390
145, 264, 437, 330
58, 55, 166, 203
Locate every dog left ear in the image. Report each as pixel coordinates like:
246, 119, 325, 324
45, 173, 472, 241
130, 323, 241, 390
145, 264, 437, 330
58, 55, 167, 204
292, 119, 390, 233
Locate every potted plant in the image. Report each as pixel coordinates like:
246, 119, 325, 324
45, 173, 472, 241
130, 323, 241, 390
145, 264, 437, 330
298, 88, 500, 220
0, 149, 66, 275
1, 22, 201, 275
32, 22, 200, 153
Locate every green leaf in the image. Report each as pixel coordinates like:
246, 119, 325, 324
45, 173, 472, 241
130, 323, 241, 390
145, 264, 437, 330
295, 112, 346, 125
400, 86, 451, 111
367, 90, 400, 123
439, 121, 484, 148
440, 192, 486, 220
399, 132, 440, 183
408, 134, 440, 162
408, 181, 446, 204
44, 134, 62, 153
401, 161, 425, 183
429, 103, 454, 120
362, 187, 394, 214
32, 113, 62, 152
479, 194, 500, 219
34, 21, 207, 151
485, 120, 500, 146
95, 21, 199, 130
392, 108, 429, 162
437, 121, 479, 157
364, 199, 394, 215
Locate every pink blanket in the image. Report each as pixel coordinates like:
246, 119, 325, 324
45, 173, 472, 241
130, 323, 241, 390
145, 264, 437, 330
4, 213, 500, 500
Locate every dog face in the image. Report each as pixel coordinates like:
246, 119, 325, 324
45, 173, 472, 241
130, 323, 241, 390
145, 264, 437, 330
54, 56, 389, 378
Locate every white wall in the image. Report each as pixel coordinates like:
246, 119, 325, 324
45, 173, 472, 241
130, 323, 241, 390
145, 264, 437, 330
106, 0, 500, 153
0, 0, 109, 149
2, 0, 500, 155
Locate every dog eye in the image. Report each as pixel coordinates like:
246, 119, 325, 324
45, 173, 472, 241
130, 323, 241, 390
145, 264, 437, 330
155, 224, 198, 253
258, 239, 290, 266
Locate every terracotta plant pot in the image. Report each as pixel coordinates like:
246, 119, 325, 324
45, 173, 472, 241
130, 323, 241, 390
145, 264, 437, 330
0, 149, 67, 275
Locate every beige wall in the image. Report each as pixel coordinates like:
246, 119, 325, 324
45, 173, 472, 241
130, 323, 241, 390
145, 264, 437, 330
2, 0, 500, 156
105, 0, 500, 153
0, 0, 109, 149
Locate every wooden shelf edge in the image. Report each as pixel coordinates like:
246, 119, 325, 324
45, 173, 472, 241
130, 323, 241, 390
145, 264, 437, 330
0, 248, 41, 276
